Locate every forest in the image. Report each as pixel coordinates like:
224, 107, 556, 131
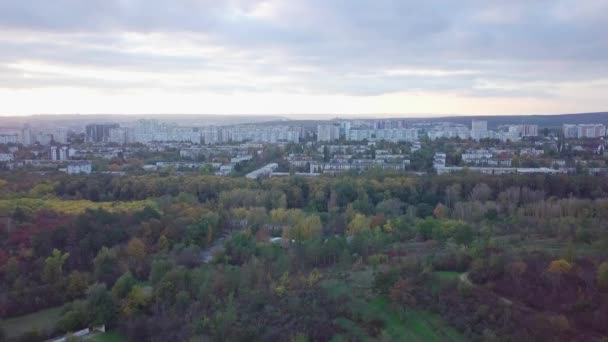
1, 171, 608, 341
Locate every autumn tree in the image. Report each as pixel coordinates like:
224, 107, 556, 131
389, 278, 417, 311
347, 213, 371, 236
283, 214, 322, 241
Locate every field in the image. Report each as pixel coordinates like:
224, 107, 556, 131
368, 297, 465, 342
0, 197, 157, 214
322, 268, 466, 341
0, 306, 63, 340
89, 331, 129, 342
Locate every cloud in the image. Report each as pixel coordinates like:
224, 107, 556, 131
0, 0, 606, 114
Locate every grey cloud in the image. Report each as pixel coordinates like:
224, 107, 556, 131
0, 0, 607, 97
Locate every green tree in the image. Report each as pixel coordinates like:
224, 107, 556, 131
66, 271, 89, 299
93, 247, 120, 285
43, 249, 70, 285
112, 272, 137, 300
86, 283, 114, 325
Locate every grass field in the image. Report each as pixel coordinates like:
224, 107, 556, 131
0, 306, 63, 340
0, 197, 157, 215
89, 331, 128, 342
322, 268, 465, 341
430, 271, 461, 293
365, 297, 466, 342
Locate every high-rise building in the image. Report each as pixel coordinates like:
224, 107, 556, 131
577, 124, 606, 138
507, 124, 538, 137
86, 123, 120, 143
202, 126, 222, 144
21, 124, 32, 146
0, 134, 18, 144
52, 128, 68, 144
562, 124, 606, 138
50, 146, 58, 160
563, 124, 578, 138
317, 124, 340, 142
472, 120, 488, 132
59, 146, 69, 161
108, 127, 129, 144
471, 120, 489, 141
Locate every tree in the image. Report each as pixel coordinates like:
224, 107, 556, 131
376, 198, 404, 217
112, 272, 137, 300
204, 293, 237, 341
122, 286, 151, 317
373, 269, 399, 295
58, 300, 88, 332
86, 283, 114, 325
283, 214, 323, 241
547, 259, 573, 292
470, 183, 492, 202
94, 247, 120, 285
597, 261, 608, 290
506, 261, 527, 287
149, 258, 173, 285
347, 214, 370, 235
66, 271, 89, 300
445, 184, 461, 208
43, 248, 70, 285
224, 232, 257, 265
548, 259, 573, 274
433, 203, 449, 219
389, 278, 417, 310
127, 237, 147, 261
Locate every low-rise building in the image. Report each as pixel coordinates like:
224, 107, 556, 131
67, 162, 92, 174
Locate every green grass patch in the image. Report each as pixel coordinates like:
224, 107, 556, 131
0, 306, 63, 340
89, 331, 128, 342
365, 297, 466, 342
429, 271, 461, 293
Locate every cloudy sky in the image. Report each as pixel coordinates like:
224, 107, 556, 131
1, 0, 607, 116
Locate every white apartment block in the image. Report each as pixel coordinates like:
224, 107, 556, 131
562, 124, 606, 138
21, 125, 32, 146
472, 120, 488, 132
52, 129, 69, 144
0, 134, 18, 144
508, 124, 538, 137
67, 162, 92, 174
202, 126, 222, 144
578, 124, 606, 138
317, 124, 340, 142
427, 127, 470, 140
108, 127, 129, 144
229, 127, 300, 143
0, 153, 14, 162
563, 124, 578, 138
346, 128, 418, 142
130, 120, 202, 144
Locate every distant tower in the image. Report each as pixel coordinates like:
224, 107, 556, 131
59, 146, 68, 161
50, 146, 58, 161
21, 124, 32, 146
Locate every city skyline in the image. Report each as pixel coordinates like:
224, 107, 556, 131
1, 1, 608, 116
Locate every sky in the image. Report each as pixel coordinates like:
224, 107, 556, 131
1, 0, 607, 117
